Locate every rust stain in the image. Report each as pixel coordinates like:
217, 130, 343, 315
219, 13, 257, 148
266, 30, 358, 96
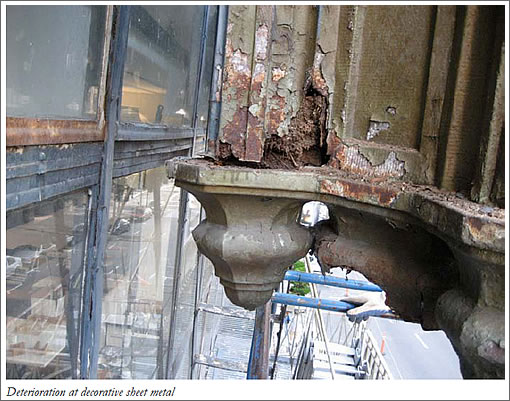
223, 38, 252, 101
321, 179, 398, 206
271, 67, 286, 82
310, 52, 329, 97
245, 23, 271, 162
466, 216, 484, 233
246, 111, 264, 161
465, 216, 504, 246
7, 117, 103, 146
219, 107, 248, 159
266, 94, 286, 136
326, 129, 342, 158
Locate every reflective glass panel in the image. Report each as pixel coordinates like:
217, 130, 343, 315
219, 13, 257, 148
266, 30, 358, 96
121, 6, 204, 127
6, 6, 107, 119
6, 190, 89, 379
99, 167, 182, 379
196, 7, 218, 129
165, 193, 202, 379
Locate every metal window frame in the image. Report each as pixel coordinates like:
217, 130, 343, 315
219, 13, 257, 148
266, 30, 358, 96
116, 5, 211, 143
79, 5, 131, 379
6, 6, 113, 147
5, 4, 220, 380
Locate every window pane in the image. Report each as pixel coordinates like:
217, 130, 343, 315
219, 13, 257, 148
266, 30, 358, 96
99, 167, 182, 379
166, 194, 202, 379
6, 6, 106, 119
6, 190, 89, 379
121, 6, 204, 127
196, 6, 218, 129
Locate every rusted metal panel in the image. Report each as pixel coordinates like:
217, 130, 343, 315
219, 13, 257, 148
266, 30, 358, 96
218, 5, 256, 160
6, 117, 104, 146
216, 4, 505, 203
320, 178, 399, 207
264, 5, 315, 140
244, 6, 273, 162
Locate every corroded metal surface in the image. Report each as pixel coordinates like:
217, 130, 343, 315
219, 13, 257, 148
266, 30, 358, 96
320, 179, 398, 208
7, 117, 104, 146
245, 7, 273, 162
217, 5, 504, 201
167, 158, 505, 378
312, 213, 458, 330
186, 3, 505, 379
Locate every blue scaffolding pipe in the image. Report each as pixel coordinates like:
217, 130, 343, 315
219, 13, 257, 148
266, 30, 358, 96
284, 271, 382, 292
272, 292, 357, 312
247, 302, 271, 379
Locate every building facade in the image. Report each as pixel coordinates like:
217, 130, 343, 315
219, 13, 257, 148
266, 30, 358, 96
4, 4, 506, 379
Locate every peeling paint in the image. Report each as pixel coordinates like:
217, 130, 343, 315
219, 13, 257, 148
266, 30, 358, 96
244, 11, 272, 163
330, 141, 405, 179
366, 120, 390, 140
230, 49, 251, 75
267, 94, 287, 136
248, 104, 261, 116
386, 106, 397, 115
215, 64, 223, 102
255, 24, 269, 60
271, 66, 286, 82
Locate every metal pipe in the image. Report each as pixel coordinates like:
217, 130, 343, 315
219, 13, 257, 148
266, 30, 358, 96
205, 5, 228, 155
272, 292, 357, 312
247, 301, 271, 379
284, 270, 383, 292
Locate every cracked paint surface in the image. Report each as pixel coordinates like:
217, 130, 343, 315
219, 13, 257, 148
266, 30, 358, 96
329, 140, 406, 179
366, 120, 391, 140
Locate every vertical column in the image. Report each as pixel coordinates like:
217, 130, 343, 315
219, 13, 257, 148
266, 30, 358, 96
247, 301, 272, 379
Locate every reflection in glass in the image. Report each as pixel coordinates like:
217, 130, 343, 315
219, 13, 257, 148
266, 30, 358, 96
121, 6, 204, 127
166, 193, 202, 379
6, 190, 89, 379
6, 6, 106, 119
99, 168, 183, 378
196, 6, 218, 129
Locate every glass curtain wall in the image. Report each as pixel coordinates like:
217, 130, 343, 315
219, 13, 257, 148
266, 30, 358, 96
6, 190, 91, 379
5, 4, 219, 379
98, 167, 181, 379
